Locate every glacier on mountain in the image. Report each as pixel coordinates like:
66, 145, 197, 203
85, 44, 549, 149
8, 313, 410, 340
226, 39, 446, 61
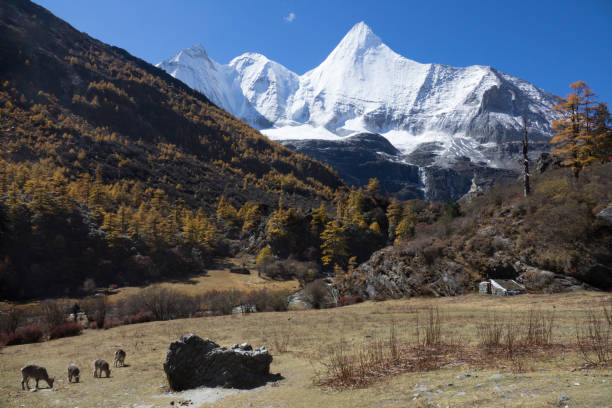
157, 21, 559, 198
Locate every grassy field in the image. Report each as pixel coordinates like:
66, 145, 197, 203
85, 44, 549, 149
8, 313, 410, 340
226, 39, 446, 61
108, 257, 300, 305
0, 291, 610, 408
0, 256, 300, 313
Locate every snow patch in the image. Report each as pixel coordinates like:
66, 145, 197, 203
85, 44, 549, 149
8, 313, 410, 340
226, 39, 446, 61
262, 124, 346, 141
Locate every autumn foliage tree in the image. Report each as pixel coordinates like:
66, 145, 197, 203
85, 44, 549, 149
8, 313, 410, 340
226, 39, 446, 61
320, 220, 348, 268
386, 198, 403, 240
592, 102, 612, 161
552, 81, 611, 177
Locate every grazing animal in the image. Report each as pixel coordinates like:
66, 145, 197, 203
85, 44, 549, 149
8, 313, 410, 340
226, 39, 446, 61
67, 363, 80, 383
93, 359, 110, 378
114, 349, 126, 367
21, 365, 54, 390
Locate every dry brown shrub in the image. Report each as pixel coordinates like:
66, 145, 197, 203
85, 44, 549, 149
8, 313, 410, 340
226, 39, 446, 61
524, 309, 555, 346
246, 288, 290, 312
200, 289, 243, 315
604, 301, 612, 327
39, 299, 68, 330
420, 307, 442, 347
576, 309, 611, 365
303, 279, 331, 309
0, 308, 23, 334
81, 295, 107, 329
271, 330, 291, 354
422, 244, 445, 265
477, 313, 504, 349
123, 287, 199, 320
319, 306, 564, 390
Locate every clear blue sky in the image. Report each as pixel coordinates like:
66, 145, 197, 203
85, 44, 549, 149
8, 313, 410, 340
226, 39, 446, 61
35, 0, 612, 102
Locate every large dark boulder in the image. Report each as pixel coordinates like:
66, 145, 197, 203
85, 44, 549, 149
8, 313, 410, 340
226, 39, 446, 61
163, 334, 280, 391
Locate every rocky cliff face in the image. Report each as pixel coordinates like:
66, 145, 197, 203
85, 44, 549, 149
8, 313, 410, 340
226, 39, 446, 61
337, 243, 600, 300
282, 133, 518, 201
282, 133, 423, 199
335, 246, 474, 299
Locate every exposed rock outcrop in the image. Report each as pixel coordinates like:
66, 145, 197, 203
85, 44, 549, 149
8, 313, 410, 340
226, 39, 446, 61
597, 204, 612, 225
517, 266, 598, 293
163, 334, 280, 391
282, 134, 424, 200
535, 152, 563, 174
336, 246, 474, 299
336, 243, 602, 299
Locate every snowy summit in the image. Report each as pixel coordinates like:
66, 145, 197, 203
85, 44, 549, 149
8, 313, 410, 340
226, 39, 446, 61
157, 22, 558, 169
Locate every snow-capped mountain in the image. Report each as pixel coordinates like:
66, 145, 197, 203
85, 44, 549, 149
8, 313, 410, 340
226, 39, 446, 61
158, 44, 270, 127
229, 53, 299, 126
157, 22, 559, 200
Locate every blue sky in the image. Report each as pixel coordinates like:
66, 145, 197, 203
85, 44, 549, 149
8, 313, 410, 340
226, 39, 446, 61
36, 0, 612, 102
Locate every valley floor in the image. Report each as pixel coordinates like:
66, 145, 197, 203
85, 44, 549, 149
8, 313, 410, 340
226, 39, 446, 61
0, 256, 299, 314
109, 256, 300, 304
0, 292, 610, 408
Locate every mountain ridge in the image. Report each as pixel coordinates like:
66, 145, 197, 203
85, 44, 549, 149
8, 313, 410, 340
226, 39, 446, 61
158, 22, 558, 167
158, 22, 559, 199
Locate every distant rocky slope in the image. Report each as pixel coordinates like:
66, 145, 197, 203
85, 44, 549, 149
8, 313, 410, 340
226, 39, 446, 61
283, 133, 518, 201
159, 22, 559, 200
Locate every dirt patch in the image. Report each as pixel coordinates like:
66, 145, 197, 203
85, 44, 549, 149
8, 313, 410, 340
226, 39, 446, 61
152, 386, 256, 406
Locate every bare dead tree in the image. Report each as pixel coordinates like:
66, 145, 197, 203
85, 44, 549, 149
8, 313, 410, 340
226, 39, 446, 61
522, 115, 531, 197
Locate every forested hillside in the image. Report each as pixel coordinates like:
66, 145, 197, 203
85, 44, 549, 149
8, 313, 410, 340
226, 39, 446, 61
0, 0, 342, 299
336, 162, 612, 297
1, 0, 610, 302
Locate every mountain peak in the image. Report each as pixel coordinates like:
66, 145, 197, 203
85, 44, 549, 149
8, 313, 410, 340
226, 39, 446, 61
162, 43, 215, 67
349, 21, 374, 35
230, 52, 270, 64
336, 21, 383, 52
182, 43, 209, 58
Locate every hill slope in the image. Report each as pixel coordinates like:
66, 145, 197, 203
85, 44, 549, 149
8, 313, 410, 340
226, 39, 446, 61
336, 163, 612, 296
0, 0, 342, 299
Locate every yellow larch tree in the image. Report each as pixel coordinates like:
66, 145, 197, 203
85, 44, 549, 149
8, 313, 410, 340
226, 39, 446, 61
551, 81, 608, 177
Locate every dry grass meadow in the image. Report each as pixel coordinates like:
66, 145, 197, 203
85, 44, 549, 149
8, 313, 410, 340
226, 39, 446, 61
0, 257, 300, 315
110, 259, 300, 304
1, 291, 611, 408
